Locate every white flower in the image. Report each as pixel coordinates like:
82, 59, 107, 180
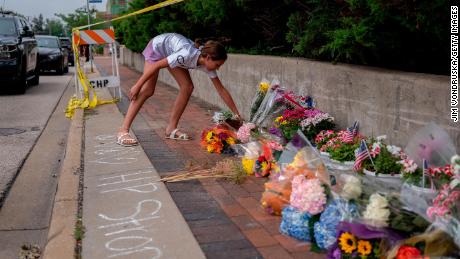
300, 113, 333, 130
376, 135, 387, 142
386, 145, 401, 156
363, 193, 390, 227
341, 175, 362, 200
212, 112, 226, 123
451, 155, 460, 166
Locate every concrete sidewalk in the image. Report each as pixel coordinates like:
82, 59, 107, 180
81, 88, 205, 259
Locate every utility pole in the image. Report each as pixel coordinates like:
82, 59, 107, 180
87, 0, 94, 73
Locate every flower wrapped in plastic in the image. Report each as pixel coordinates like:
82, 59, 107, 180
250, 79, 289, 128
234, 141, 261, 175
423, 155, 460, 248
249, 79, 270, 121
261, 131, 330, 215
200, 125, 237, 154
279, 206, 312, 241
313, 199, 359, 250
327, 221, 405, 259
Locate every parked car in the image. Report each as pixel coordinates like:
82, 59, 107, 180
36, 35, 68, 74
59, 37, 74, 66
0, 10, 39, 93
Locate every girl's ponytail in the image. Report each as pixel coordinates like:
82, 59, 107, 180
194, 38, 204, 48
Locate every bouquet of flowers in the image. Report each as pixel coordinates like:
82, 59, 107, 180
314, 199, 359, 250
261, 131, 330, 215
328, 221, 405, 259
424, 155, 460, 247
271, 107, 306, 141
250, 79, 285, 127
249, 79, 270, 121
201, 126, 237, 154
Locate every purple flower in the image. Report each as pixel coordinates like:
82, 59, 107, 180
304, 108, 323, 118
331, 247, 341, 259
218, 132, 228, 140
291, 133, 307, 148
269, 127, 283, 138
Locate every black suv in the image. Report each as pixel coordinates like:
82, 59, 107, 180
0, 11, 39, 93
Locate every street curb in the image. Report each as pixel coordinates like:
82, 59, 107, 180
42, 108, 83, 259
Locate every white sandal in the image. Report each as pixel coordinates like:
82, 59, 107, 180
116, 133, 139, 146
165, 128, 191, 141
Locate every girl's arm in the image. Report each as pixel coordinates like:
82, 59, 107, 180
210, 77, 241, 118
130, 58, 169, 100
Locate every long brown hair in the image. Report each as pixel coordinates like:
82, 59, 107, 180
194, 38, 228, 61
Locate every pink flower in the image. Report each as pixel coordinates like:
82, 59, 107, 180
237, 123, 256, 143
290, 176, 327, 215
267, 140, 283, 151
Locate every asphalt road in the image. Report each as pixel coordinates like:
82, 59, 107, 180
0, 73, 72, 203
0, 71, 74, 258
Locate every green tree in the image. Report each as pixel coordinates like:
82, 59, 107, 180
113, 0, 449, 74
56, 6, 105, 33
31, 14, 45, 34
44, 19, 66, 37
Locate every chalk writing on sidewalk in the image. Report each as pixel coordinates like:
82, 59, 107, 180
93, 164, 163, 258
89, 135, 140, 165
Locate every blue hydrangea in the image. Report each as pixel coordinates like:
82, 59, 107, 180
279, 206, 312, 241
313, 199, 359, 249
314, 222, 337, 249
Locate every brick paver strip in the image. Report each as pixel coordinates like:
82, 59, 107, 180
95, 57, 326, 258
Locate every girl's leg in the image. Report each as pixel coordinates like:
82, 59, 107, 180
165, 67, 194, 137
119, 62, 159, 135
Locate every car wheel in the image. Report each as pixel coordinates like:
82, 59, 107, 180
15, 73, 27, 94
30, 67, 40, 86
57, 63, 64, 75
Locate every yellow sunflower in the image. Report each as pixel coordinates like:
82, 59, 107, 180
357, 240, 372, 256
339, 232, 357, 254
275, 116, 283, 123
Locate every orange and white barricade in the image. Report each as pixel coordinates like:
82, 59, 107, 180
72, 28, 121, 100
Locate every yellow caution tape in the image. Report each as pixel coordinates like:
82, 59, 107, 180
65, 0, 186, 118
73, 0, 186, 31
65, 30, 119, 118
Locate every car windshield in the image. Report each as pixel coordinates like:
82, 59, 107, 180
0, 18, 17, 36
60, 39, 71, 47
37, 37, 59, 48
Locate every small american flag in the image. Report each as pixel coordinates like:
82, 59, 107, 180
354, 140, 370, 171
343, 121, 359, 143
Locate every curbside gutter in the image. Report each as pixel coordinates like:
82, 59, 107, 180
42, 108, 83, 259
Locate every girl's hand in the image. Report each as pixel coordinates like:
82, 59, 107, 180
129, 86, 140, 101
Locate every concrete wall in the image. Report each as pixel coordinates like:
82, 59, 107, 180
119, 46, 459, 148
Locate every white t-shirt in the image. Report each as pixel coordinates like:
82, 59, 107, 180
150, 33, 217, 78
